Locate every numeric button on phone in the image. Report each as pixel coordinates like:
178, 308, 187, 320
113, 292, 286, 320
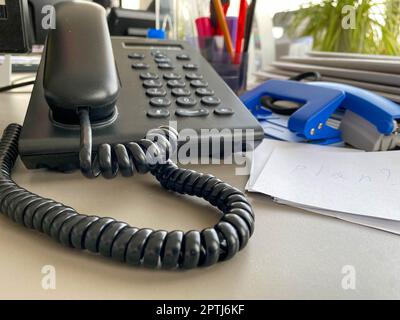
146, 88, 167, 97
176, 53, 191, 60
214, 107, 234, 116
128, 53, 144, 59
163, 72, 181, 80
151, 51, 165, 57
155, 53, 167, 58
155, 57, 171, 63
185, 72, 203, 80
140, 72, 159, 80
167, 80, 186, 88
158, 63, 175, 70
150, 97, 171, 107
172, 88, 191, 97
147, 109, 170, 118
176, 108, 209, 117
132, 62, 149, 70
143, 79, 163, 88
183, 63, 198, 70
201, 96, 221, 106
196, 88, 214, 96
190, 79, 208, 88
176, 96, 197, 107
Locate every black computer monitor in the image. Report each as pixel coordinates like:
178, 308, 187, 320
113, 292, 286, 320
107, 7, 159, 37
0, 0, 32, 53
28, 1, 161, 43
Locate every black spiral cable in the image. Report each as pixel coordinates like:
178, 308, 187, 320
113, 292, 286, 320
289, 71, 322, 82
0, 120, 255, 270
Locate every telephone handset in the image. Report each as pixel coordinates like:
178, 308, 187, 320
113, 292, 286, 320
0, 1, 255, 269
43, 1, 119, 125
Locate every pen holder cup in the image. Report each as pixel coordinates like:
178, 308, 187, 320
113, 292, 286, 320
198, 38, 248, 95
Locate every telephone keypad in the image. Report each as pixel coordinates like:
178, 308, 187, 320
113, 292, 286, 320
132, 50, 223, 119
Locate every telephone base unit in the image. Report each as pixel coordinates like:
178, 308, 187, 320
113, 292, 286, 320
19, 37, 263, 171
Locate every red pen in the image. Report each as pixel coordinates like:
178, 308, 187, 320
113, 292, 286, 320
235, 0, 248, 63
196, 17, 215, 38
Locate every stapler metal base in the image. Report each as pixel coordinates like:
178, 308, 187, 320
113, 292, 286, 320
340, 110, 400, 151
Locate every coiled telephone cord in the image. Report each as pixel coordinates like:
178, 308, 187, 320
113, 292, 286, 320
0, 119, 255, 270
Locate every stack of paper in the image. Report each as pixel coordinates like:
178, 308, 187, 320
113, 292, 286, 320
247, 139, 400, 234
254, 51, 400, 103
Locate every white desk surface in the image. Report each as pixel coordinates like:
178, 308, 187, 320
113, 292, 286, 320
0, 82, 400, 300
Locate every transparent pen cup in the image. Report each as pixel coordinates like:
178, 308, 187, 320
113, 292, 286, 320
197, 37, 248, 95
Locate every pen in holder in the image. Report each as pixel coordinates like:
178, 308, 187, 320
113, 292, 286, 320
198, 36, 248, 95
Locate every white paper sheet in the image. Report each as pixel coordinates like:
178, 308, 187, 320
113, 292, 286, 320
246, 139, 355, 191
252, 148, 400, 221
276, 199, 400, 235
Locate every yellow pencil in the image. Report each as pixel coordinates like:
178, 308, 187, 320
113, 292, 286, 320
212, 0, 235, 61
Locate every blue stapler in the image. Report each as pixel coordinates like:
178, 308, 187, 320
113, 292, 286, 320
241, 80, 400, 151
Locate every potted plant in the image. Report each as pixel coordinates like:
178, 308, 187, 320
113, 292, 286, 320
288, 0, 400, 55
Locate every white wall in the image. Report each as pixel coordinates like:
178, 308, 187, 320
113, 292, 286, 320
121, 0, 149, 10
122, 0, 323, 15
226, 0, 324, 17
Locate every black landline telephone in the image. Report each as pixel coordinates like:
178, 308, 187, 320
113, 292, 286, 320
0, 1, 256, 270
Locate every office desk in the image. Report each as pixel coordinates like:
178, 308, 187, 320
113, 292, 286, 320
1, 86, 400, 300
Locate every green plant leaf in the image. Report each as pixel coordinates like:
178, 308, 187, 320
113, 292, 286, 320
287, 0, 400, 55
